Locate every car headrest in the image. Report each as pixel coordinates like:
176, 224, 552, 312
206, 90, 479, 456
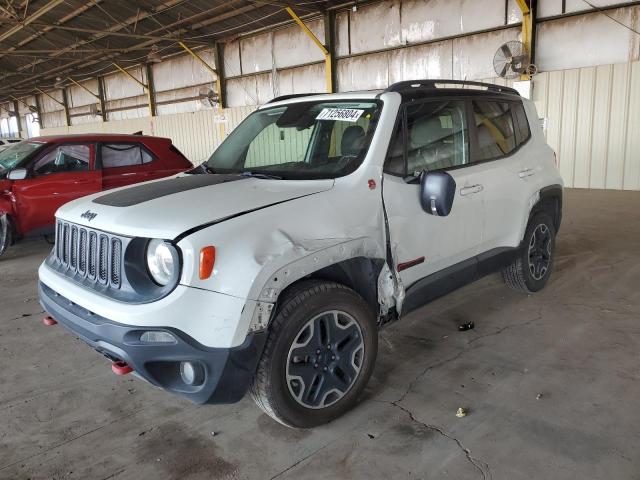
409, 116, 449, 150
341, 125, 366, 156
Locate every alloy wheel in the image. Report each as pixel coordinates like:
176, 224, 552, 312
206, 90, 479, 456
286, 310, 364, 409
528, 223, 552, 281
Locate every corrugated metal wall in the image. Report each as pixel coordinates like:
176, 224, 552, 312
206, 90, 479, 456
43, 60, 640, 191
533, 63, 640, 191
37, 0, 640, 191
42, 106, 255, 165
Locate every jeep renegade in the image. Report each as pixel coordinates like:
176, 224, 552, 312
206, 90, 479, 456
38, 80, 563, 428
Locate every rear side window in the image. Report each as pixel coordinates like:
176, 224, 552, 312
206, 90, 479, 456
513, 102, 531, 146
101, 143, 153, 168
472, 101, 517, 161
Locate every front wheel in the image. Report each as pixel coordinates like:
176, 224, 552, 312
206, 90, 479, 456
250, 280, 378, 428
0, 214, 13, 259
502, 213, 556, 293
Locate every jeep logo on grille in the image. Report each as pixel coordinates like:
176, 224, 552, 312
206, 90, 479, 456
80, 210, 97, 221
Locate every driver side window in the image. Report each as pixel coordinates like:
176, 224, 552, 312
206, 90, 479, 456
33, 144, 90, 176
405, 100, 469, 175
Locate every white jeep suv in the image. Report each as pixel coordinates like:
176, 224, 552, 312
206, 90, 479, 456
38, 80, 563, 428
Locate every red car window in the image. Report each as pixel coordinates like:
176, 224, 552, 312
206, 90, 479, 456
101, 143, 154, 168
33, 144, 91, 175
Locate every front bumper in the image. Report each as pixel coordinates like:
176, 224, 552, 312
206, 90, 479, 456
39, 281, 266, 404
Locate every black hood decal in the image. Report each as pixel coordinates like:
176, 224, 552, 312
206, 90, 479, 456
92, 174, 246, 207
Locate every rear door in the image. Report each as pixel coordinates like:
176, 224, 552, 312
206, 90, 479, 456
98, 142, 167, 190
469, 99, 535, 252
13, 143, 100, 235
383, 98, 484, 288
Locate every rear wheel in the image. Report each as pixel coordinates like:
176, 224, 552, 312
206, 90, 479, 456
250, 280, 377, 428
0, 214, 13, 259
502, 213, 556, 293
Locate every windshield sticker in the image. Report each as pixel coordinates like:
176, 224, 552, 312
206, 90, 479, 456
316, 108, 364, 122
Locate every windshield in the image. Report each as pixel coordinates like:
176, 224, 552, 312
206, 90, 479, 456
0, 141, 43, 178
204, 100, 382, 179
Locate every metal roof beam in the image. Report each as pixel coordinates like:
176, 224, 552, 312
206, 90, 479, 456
0, 0, 103, 62
1, 2, 263, 91
1, 0, 189, 80
0, 20, 211, 45
0, 0, 65, 43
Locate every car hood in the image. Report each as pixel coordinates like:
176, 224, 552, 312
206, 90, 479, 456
56, 173, 334, 239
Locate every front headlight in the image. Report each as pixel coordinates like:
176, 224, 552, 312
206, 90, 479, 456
146, 239, 175, 286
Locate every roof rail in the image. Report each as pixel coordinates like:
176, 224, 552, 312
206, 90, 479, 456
384, 80, 519, 96
266, 93, 322, 104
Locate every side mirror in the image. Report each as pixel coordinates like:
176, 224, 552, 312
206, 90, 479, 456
7, 168, 27, 180
419, 170, 456, 216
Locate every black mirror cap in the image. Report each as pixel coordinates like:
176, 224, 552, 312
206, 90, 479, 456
419, 170, 456, 216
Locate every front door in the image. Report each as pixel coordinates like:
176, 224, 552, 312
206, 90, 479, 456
13, 143, 100, 236
382, 99, 484, 289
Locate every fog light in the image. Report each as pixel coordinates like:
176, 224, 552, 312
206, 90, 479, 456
140, 331, 176, 344
180, 361, 204, 386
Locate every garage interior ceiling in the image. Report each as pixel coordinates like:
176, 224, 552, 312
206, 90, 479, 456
0, 0, 335, 103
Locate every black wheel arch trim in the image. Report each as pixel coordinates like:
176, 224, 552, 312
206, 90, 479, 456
535, 184, 563, 232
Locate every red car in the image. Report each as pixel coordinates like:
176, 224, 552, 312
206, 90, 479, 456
0, 134, 192, 257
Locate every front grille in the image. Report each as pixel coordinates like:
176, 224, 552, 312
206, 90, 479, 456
54, 220, 123, 289
88, 232, 97, 279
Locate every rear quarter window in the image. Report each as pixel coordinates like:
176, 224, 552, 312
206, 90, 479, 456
513, 102, 531, 146
101, 143, 154, 168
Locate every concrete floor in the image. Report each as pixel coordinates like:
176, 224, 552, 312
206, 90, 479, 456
1, 189, 639, 480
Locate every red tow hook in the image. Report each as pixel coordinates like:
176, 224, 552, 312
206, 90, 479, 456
43, 316, 58, 326
112, 360, 134, 376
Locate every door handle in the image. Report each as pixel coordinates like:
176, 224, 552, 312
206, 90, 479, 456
518, 168, 536, 178
73, 180, 90, 184
460, 184, 483, 196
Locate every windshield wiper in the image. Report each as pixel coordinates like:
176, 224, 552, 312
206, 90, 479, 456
240, 171, 283, 180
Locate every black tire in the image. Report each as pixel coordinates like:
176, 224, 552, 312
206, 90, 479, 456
0, 214, 13, 259
502, 213, 556, 293
250, 280, 378, 428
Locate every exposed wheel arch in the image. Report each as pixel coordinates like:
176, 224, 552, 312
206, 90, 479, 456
532, 185, 562, 233
250, 279, 378, 428
274, 257, 385, 322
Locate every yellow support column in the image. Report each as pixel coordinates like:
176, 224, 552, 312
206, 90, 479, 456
113, 63, 155, 117
178, 41, 226, 142
285, 7, 333, 93
515, 0, 533, 80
